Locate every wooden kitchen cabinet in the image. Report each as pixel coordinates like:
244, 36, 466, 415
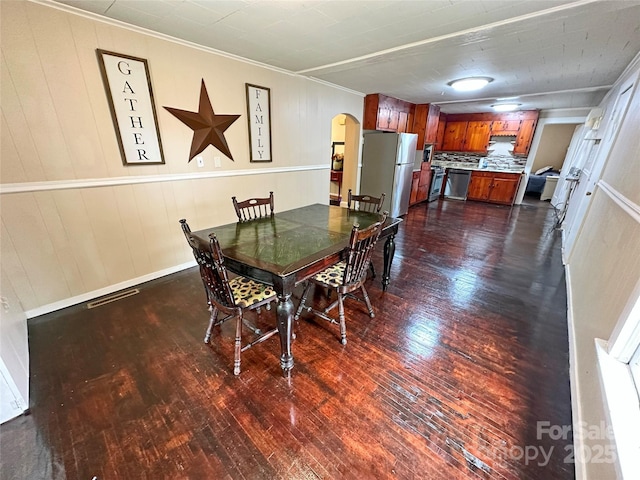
464, 121, 492, 152
435, 114, 446, 150
440, 120, 491, 153
412, 103, 441, 149
410, 162, 433, 206
375, 105, 391, 130
466, 171, 494, 201
489, 176, 521, 203
363, 94, 414, 133
491, 119, 521, 135
410, 171, 420, 205
513, 119, 537, 155
417, 162, 432, 202
436, 111, 539, 154
425, 104, 441, 144
467, 171, 522, 205
441, 121, 467, 151
397, 111, 409, 133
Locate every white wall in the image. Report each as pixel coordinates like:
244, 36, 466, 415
0, 0, 364, 417
563, 53, 640, 479
0, 1, 364, 316
515, 108, 588, 204
530, 123, 579, 172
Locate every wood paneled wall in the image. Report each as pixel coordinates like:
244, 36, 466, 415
0, 1, 364, 315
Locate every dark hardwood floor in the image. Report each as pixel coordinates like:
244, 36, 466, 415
1, 198, 574, 480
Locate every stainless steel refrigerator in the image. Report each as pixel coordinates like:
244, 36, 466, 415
360, 132, 418, 217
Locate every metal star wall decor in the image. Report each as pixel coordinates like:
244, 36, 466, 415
164, 79, 240, 162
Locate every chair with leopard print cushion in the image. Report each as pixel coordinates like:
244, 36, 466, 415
180, 219, 278, 375
347, 189, 385, 279
294, 212, 388, 345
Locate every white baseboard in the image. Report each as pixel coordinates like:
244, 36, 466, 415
25, 260, 196, 319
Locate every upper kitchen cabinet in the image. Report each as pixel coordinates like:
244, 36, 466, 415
363, 94, 414, 133
490, 119, 521, 136
464, 121, 492, 152
412, 103, 441, 149
441, 121, 467, 151
513, 119, 537, 155
435, 113, 446, 151
437, 110, 539, 155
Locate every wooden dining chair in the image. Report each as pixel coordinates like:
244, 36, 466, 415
347, 189, 385, 213
347, 189, 386, 278
232, 191, 274, 222
180, 219, 278, 375
294, 212, 388, 345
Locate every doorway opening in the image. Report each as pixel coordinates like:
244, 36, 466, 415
523, 123, 580, 204
329, 114, 360, 206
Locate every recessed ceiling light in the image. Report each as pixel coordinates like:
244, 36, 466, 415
448, 77, 494, 91
491, 103, 521, 112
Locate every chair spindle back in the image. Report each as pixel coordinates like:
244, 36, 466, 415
347, 189, 385, 213
180, 219, 236, 309
232, 192, 274, 222
342, 212, 387, 286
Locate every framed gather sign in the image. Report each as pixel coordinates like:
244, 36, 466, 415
245, 83, 272, 162
97, 49, 165, 165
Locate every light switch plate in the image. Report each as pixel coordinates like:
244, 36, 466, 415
214, 156, 221, 168
196, 156, 204, 167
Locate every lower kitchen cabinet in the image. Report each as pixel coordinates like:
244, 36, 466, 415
467, 171, 522, 205
410, 163, 433, 206
410, 171, 420, 205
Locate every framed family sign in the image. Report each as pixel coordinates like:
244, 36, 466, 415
245, 83, 272, 162
97, 49, 165, 165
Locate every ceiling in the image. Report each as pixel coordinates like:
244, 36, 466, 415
54, 0, 640, 113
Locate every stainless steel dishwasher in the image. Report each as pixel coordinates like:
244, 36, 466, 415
443, 169, 472, 200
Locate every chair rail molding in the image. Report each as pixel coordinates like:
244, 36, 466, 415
0, 164, 328, 195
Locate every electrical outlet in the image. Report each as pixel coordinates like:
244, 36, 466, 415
214, 156, 221, 168
196, 156, 204, 167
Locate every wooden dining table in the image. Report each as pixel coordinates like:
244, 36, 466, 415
192, 203, 402, 375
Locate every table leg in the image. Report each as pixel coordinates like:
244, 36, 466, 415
276, 292, 294, 374
382, 233, 396, 291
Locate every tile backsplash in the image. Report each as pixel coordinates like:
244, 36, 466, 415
433, 136, 527, 171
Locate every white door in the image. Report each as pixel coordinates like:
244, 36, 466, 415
0, 358, 25, 424
563, 79, 636, 259
551, 125, 587, 209
0, 278, 30, 423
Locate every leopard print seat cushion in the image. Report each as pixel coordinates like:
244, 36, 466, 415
313, 261, 346, 288
229, 276, 275, 308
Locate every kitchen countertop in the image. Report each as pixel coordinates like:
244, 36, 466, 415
432, 161, 524, 174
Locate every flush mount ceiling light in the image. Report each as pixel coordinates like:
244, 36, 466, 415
448, 77, 493, 91
491, 103, 522, 112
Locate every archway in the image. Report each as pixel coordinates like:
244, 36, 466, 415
329, 113, 360, 206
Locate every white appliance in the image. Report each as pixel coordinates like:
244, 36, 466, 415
360, 132, 418, 217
